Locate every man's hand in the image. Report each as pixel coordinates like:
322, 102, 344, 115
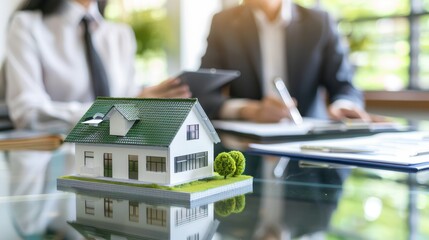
138, 78, 191, 98
328, 104, 371, 122
238, 96, 292, 123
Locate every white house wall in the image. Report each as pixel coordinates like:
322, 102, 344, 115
75, 195, 169, 238
75, 143, 170, 185
75, 195, 214, 239
168, 107, 215, 185
169, 204, 215, 239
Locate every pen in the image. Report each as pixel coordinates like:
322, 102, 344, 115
273, 77, 303, 125
300, 145, 374, 153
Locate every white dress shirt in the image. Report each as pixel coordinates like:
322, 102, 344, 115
5, 1, 140, 132
253, 1, 291, 97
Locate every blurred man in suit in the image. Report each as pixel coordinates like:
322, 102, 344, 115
200, 0, 370, 123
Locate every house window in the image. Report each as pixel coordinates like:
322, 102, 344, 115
104, 198, 113, 218
129, 155, 138, 180
129, 201, 139, 223
104, 153, 112, 177
187, 124, 199, 140
176, 205, 208, 226
84, 151, 94, 166
175, 151, 208, 173
146, 207, 166, 227
146, 156, 166, 172
84, 200, 95, 215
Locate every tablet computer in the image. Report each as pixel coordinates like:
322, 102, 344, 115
176, 68, 240, 97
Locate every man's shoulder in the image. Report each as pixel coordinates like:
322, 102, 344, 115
293, 3, 330, 22
213, 5, 249, 21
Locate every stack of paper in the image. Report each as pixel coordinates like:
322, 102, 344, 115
212, 118, 409, 139
248, 131, 429, 171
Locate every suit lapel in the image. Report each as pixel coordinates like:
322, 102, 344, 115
286, 4, 304, 93
234, 6, 262, 86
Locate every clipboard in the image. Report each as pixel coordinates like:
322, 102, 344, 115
247, 148, 429, 172
247, 148, 429, 173
176, 68, 240, 97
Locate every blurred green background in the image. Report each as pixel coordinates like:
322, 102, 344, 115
105, 0, 429, 91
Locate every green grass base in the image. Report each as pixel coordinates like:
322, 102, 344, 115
59, 174, 253, 193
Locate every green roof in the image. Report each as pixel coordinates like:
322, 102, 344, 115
105, 104, 140, 121
65, 97, 219, 147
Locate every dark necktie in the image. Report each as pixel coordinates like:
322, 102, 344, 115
82, 17, 110, 97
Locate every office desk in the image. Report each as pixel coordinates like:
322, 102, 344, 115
1, 138, 429, 240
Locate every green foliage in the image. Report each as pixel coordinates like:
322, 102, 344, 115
233, 195, 246, 213
172, 175, 252, 193
126, 9, 172, 57
215, 195, 247, 217
229, 150, 246, 177
214, 197, 236, 217
214, 152, 236, 179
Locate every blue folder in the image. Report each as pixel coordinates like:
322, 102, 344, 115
247, 148, 429, 173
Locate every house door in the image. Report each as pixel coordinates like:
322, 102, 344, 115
129, 155, 138, 180
104, 153, 112, 177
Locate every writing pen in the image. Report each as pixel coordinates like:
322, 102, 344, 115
273, 77, 303, 125
300, 145, 374, 153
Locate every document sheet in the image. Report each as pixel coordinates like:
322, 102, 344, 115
212, 118, 408, 139
249, 131, 429, 165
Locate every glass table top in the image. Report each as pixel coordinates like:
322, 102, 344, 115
2, 136, 429, 240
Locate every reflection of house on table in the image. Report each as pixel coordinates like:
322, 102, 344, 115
70, 193, 219, 240
65, 98, 220, 186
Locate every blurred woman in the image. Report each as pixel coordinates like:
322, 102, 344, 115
5, 0, 190, 132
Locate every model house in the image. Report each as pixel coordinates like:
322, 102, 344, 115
70, 193, 218, 240
65, 97, 220, 186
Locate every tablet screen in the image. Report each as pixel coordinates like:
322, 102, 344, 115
176, 68, 240, 97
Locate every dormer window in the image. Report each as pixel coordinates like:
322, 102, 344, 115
187, 124, 199, 140
103, 104, 139, 136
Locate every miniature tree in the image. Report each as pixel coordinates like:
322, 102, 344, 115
214, 152, 236, 179
215, 195, 246, 217
215, 197, 236, 217
229, 150, 246, 177
233, 195, 246, 213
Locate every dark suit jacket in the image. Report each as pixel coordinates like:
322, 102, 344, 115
200, 4, 363, 119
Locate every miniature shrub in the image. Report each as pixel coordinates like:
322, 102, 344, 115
229, 150, 246, 176
215, 197, 236, 217
214, 152, 236, 179
233, 195, 246, 213
215, 195, 247, 217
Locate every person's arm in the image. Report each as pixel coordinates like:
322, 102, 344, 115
319, 12, 368, 120
5, 13, 91, 132
138, 78, 190, 98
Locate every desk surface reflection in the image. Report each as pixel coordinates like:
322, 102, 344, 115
2, 135, 429, 239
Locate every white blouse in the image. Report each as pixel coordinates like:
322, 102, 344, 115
5, 1, 140, 132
